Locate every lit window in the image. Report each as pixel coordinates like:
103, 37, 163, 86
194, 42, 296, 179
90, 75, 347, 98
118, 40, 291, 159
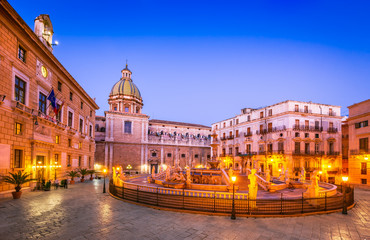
55, 135, 60, 144
15, 122, 22, 135
79, 142, 82, 149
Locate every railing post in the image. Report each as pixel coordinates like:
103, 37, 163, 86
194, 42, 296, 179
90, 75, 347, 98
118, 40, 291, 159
247, 193, 249, 214
280, 193, 283, 215
183, 189, 185, 209
324, 192, 327, 211
213, 191, 216, 213
301, 192, 304, 214
122, 184, 125, 199
157, 187, 159, 206
137, 185, 139, 203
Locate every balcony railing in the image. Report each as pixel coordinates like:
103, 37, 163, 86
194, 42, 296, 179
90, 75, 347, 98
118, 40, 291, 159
327, 127, 338, 133
293, 125, 323, 132
327, 151, 340, 156
294, 109, 312, 114
350, 149, 370, 155
256, 126, 286, 135
220, 137, 227, 141
237, 152, 257, 157
244, 132, 253, 137
226, 135, 234, 140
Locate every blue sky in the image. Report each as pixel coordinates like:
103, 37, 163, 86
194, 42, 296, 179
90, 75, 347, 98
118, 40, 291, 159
9, 0, 370, 125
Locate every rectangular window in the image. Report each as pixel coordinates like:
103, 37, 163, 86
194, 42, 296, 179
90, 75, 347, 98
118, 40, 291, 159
181, 154, 186, 158
223, 122, 226, 128
247, 115, 251, 121
229, 147, 233, 155
79, 118, 83, 133
361, 179, 367, 185
315, 133, 319, 138
246, 144, 251, 153
315, 121, 320, 130
14, 77, 26, 104
295, 104, 299, 112
267, 144, 273, 153
89, 157, 91, 168
90, 110, 92, 118
67, 155, 71, 166
68, 139, 72, 147
230, 120, 232, 126
194, 154, 199, 158
235, 130, 239, 137
78, 156, 81, 167
278, 142, 284, 153
305, 120, 309, 129
305, 133, 309, 138
55, 135, 60, 144
18, 46, 26, 62
89, 125, 92, 137
268, 122, 272, 132
329, 108, 333, 116
295, 119, 300, 127
259, 124, 263, 133
79, 142, 82, 149
80, 101, 83, 110
55, 154, 59, 165
14, 149, 23, 168
315, 143, 320, 153
328, 142, 334, 154
235, 147, 239, 155
236, 119, 239, 124
167, 153, 172, 157
58, 81, 62, 91
207, 155, 210, 159
259, 144, 264, 153
125, 107, 129, 112
39, 92, 47, 114
69, 92, 73, 101
305, 143, 310, 154
56, 104, 62, 122
15, 122, 22, 135
295, 142, 301, 154
260, 111, 264, 118
304, 105, 308, 113
359, 138, 368, 152
361, 162, 367, 175
124, 121, 132, 134
68, 111, 73, 127
247, 127, 251, 135
268, 109, 272, 116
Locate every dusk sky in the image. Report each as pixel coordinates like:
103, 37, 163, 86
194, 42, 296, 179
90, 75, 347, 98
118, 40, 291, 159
9, 0, 370, 126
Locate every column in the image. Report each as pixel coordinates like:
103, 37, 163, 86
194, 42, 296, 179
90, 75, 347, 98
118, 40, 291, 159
145, 145, 148, 173
104, 143, 108, 168
161, 146, 164, 166
140, 145, 144, 173
109, 143, 113, 174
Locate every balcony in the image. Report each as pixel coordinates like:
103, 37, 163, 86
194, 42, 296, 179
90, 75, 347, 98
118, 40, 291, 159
238, 152, 257, 157
294, 109, 312, 114
292, 151, 326, 156
67, 127, 77, 135
350, 149, 370, 155
256, 126, 286, 135
327, 151, 340, 156
226, 135, 234, 140
327, 127, 338, 133
220, 137, 227, 141
244, 132, 253, 137
293, 125, 323, 132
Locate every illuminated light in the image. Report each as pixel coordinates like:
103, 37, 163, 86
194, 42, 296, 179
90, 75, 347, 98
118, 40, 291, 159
126, 164, 132, 170
278, 169, 281, 172
328, 165, 332, 169
231, 176, 236, 183
116, 167, 120, 171
270, 159, 273, 162
103, 169, 107, 173
38, 161, 42, 164
365, 156, 369, 161
342, 176, 348, 182
319, 171, 322, 175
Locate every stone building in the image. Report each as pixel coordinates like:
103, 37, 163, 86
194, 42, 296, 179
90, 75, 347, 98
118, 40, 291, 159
0, 1, 99, 194
95, 66, 211, 174
347, 99, 370, 186
212, 100, 343, 183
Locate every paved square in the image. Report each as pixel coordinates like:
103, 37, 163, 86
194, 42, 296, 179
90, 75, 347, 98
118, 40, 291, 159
0, 180, 369, 240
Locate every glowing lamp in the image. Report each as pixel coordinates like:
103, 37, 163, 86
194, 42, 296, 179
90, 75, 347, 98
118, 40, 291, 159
365, 156, 369, 161
319, 171, 322, 175
103, 169, 107, 174
278, 169, 281, 172
231, 176, 236, 183
342, 176, 348, 182
116, 167, 120, 171
270, 159, 273, 162
328, 165, 331, 169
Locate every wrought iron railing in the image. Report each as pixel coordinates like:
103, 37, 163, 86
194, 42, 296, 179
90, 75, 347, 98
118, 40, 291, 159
109, 182, 354, 216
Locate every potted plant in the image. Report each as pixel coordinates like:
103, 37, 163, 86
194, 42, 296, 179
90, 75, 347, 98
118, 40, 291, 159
88, 170, 96, 181
78, 168, 89, 182
66, 170, 80, 184
2, 171, 34, 199
44, 180, 51, 191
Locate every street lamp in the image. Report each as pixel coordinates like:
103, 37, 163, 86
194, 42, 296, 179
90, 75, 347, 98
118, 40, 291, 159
342, 176, 349, 214
103, 168, 107, 193
231, 175, 237, 220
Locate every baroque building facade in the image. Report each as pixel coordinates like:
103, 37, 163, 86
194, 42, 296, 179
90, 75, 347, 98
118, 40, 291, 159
346, 99, 370, 186
212, 100, 343, 183
95, 66, 211, 174
0, 1, 99, 195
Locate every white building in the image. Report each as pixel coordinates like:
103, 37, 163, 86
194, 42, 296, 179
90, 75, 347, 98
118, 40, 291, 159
212, 100, 343, 183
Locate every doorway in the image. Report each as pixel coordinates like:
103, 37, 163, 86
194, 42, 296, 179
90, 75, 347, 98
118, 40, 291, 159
150, 164, 158, 174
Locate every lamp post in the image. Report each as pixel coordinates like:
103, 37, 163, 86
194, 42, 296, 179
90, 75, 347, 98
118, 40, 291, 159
231, 175, 237, 220
342, 176, 348, 214
103, 168, 107, 193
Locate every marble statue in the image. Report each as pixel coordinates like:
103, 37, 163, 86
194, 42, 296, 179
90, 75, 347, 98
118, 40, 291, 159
248, 169, 258, 209
165, 166, 171, 181
300, 167, 306, 182
186, 167, 192, 185
151, 166, 156, 178
285, 170, 290, 184
228, 168, 234, 179
304, 170, 320, 205
266, 170, 271, 183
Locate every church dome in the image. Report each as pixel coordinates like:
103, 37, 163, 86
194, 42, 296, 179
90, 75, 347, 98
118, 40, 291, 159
109, 64, 142, 99
110, 79, 142, 99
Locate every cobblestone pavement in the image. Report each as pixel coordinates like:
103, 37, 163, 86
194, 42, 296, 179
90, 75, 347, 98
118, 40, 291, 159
0, 180, 369, 240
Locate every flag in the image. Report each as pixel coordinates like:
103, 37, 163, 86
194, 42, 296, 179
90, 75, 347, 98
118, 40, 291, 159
47, 89, 57, 114
56, 100, 64, 115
